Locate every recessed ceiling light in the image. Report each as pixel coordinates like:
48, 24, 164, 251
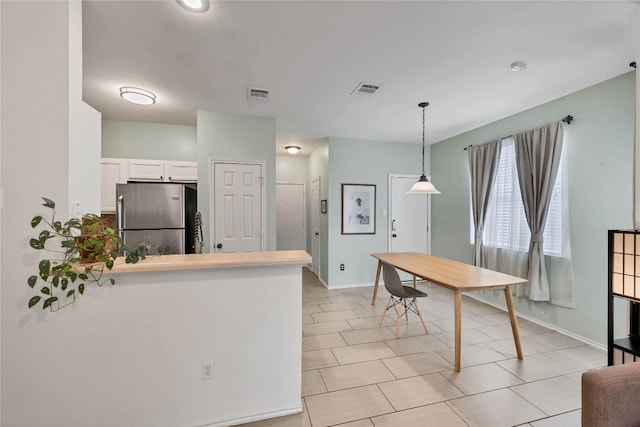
119, 87, 156, 105
176, 0, 210, 13
285, 146, 301, 155
510, 60, 527, 72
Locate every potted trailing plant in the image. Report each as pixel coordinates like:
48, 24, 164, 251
27, 197, 167, 311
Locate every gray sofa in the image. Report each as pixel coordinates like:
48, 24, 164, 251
582, 362, 640, 426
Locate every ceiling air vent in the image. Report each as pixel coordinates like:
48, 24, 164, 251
247, 87, 270, 102
351, 82, 381, 96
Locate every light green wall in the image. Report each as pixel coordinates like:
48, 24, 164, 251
327, 137, 430, 287
197, 110, 277, 252
102, 120, 197, 160
431, 72, 635, 345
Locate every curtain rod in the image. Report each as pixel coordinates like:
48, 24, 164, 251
463, 115, 573, 151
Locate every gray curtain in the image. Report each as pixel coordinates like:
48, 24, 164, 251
468, 140, 502, 267
514, 121, 563, 301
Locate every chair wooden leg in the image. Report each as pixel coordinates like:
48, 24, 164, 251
413, 298, 429, 334
395, 301, 402, 338
379, 295, 392, 326
403, 298, 409, 322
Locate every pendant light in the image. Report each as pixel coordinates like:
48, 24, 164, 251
407, 102, 441, 194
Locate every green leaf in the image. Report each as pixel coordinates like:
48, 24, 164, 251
52, 275, 59, 287
41, 197, 55, 209
42, 297, 58, 310
31, 215, 43, 228
28, 296, 41, 309
30, 238, 44, 250
60, 278, 68, 291
38, 260, 50, 280
66, 289, 75, 298
78, 284, 85, 295
109, 278, 116, 285
27, 276, 38, 288
41, 287, 50, 295
53, 221, 62, 232
79, 273, 88, 280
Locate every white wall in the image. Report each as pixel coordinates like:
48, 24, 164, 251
430, 72, 635, 345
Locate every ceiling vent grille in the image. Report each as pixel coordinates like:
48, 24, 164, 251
351, 82, 381, 96
248, 87, 270, 102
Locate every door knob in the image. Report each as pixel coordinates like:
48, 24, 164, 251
392, 234, 397, 238
315, 232, 319, 236
216, 243, 223, 249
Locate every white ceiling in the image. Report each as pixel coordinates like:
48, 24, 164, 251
82, 1, 638, 156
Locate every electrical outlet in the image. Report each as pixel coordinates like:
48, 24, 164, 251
202, 362, 214, 380
340, 264, 345, 271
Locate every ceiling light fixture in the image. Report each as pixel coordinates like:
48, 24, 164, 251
510, 60, 527, 72
407, 102, 441, 195
119, 87, 156, 105
285, 145, 301, 155
176, 0, 210, 12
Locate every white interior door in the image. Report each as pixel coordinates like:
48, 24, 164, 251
389, 174, 431, 279
311, 178, 320, 275
212, 161, 263, 253
276, 183, 306, 250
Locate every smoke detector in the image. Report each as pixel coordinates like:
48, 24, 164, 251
247, 87, 270, 102
351, 82, 381, 96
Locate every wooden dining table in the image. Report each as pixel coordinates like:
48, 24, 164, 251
371, 252, 527, 372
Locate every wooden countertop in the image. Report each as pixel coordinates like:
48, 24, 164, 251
108, 250, 311, 274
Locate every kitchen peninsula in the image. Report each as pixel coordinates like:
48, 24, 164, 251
103, 250, 311, 427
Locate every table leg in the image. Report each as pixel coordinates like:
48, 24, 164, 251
504, 287, 523, 360
413, 275, 417, 288
371, 260, 382, 305
454, 290, 462, 372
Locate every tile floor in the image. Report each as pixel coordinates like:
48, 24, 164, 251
241, 268, 606, 427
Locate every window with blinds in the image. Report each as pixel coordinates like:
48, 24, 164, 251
475, 137, 563, 256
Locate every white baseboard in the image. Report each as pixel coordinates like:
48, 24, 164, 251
327, 281, 373, 290
198, 405, 303, 427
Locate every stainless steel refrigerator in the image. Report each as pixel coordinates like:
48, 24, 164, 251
116, 182, 197, 254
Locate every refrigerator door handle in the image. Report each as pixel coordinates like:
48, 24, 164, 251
117, 195, 124, 240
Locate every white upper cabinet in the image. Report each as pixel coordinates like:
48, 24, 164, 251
128, 159, 166, 181
165, 161, 198, 182
101, 158, 128, 212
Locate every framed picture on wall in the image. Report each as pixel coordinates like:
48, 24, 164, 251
341, 184, 376, 234
321, 199, 327, 214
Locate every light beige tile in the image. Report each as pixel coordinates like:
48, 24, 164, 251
447, 388, 546, 427
385, 321, 437, 338
302, 370, 327, 397
351, 305, 390, 318
332, 342, 397, 365
302, 333, 348, 352
430, 316, 487, 333
432, 328, 495, 347
320, 360, 395, 391
437, 343, 508, 368
371, 402, 467, 427
378, 373, 463, 411
531, 410, 581, 426
441, 363, 523, 395
305, 385, 394, 427
384, 334, 449, 356
320, 302, 364, 312
302, 314, 315, 325
347, 316, 398, 330
302, 349, 338, 371
302, 304, 323, 315
545, 345, 607, 371
341, 327, 397, 345
303, 296, 331, 305
303, 320, 352, 336
382, 352, 453, 378
497, 353, 576, 382
511, 376, 581, 416
335, 420, 374, 427
312, 309, 359, 323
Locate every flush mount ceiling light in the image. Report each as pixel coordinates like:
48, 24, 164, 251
407, 102, 441, 195
119, 87, 156, 105
176, 0, 210, 12
285, 145, 301, 155
510, 60, 527, 72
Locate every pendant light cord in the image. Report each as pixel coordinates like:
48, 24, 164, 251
421, 104, 426, 176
